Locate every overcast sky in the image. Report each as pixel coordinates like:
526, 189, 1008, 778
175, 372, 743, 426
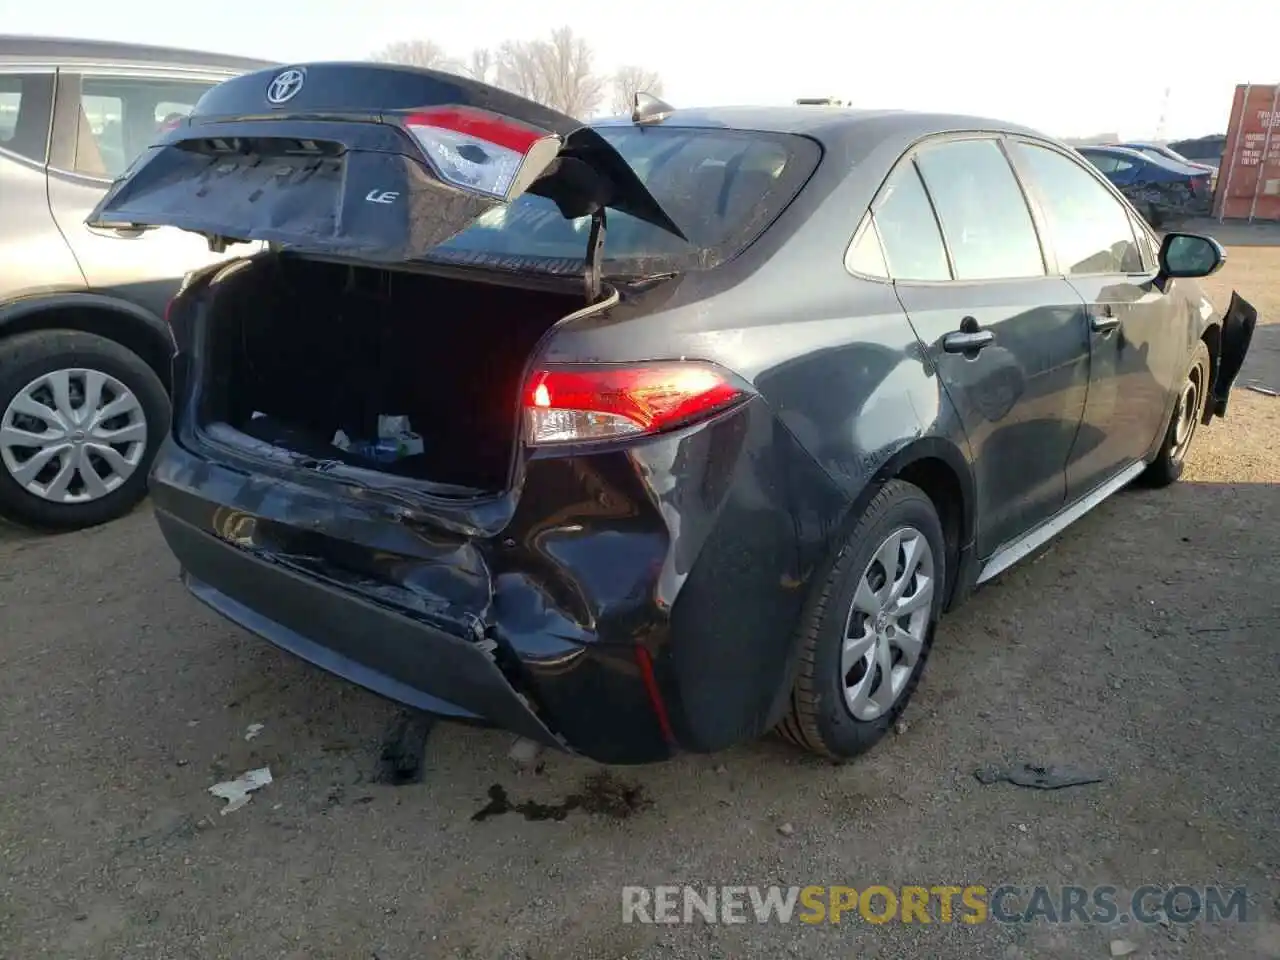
2, 0, 1275, 139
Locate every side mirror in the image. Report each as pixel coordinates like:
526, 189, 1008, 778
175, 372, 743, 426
1157, 232, 1226, 283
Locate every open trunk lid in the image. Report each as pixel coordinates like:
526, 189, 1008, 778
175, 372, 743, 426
86, 62, 684, 292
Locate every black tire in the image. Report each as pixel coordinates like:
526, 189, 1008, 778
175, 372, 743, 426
0, 329, 170, 531
1141, 340, 1210, 489
778, 479, 947, 761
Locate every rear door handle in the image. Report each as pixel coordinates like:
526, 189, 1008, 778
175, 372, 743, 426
1090, 305, 1120, 333
942, 329, 994, 354
86, 224, 147, 240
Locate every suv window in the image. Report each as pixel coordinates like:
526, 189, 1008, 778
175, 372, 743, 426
0, 72, 55, 163
74, 76, 215, 179
869, 161, 951, 282
914, 138, 1046, 281
1013, 142, 1143, 276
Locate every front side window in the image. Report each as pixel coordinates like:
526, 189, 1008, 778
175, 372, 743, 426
914, 138, 1046, 281
74, 76, 215, 179
869, 161, 951, 282
1012, 142, 1143, 276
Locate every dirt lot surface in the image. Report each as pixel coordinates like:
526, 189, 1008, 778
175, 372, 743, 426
2, 247, 1278, 960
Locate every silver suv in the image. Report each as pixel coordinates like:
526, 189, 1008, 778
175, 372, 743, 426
0, 36, 272, 530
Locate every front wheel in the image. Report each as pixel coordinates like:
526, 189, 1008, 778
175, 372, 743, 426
1141, 340, 1210, 488
0, 329, 170, 530
777, 479, 946, 761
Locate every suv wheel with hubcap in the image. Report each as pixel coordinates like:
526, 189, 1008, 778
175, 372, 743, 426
0, 329, 169, 530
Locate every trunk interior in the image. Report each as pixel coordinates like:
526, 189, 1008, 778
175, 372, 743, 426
196, 254, 583, 494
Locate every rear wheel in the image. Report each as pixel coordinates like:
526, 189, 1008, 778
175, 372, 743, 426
0, 330, 169, 530
1142, 340, 1210, 488
778, 480, 946, 760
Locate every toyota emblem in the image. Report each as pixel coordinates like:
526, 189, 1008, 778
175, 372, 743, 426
266, 68, 306, 105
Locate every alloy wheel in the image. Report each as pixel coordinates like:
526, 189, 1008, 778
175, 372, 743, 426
841, 526, 935, 721
0, 368, 148, 504
1170, 368, 1203, 463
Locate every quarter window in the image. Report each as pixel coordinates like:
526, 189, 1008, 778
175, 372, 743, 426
1013, 142, 1143, 275
870, 162, 951, 282
0, 72, 55, 163
845, 217, 889, 278
914, 138, 1046, 281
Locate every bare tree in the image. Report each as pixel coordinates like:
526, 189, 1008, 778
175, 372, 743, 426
611, 66, 664, 116
494, 27, 605, 118
370, 39, 459, 73
461, 48, 496, 85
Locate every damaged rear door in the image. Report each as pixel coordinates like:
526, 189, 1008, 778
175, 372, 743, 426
86, 62, 685, 292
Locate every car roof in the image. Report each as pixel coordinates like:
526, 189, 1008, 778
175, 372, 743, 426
593, 105, 1056, 150
0, 34, 275, 73
1078, 144, 1149, 160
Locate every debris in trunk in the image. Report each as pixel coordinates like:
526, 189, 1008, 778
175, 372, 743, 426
974, 763, 1105, 790
244, 723, 264, 741
332, 414, 425, 463
471, 771, 651, 822
208, 767, 273, 814
375, 711, 435, 785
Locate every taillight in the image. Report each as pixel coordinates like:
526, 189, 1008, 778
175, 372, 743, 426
401, 106, 559, 201
522, 363, 750, 446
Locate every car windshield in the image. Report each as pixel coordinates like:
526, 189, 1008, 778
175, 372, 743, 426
430, 126, 821, 274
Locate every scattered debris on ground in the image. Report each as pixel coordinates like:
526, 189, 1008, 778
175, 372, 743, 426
471, 771, 651, 822
1109, 938, 1138, 957
507, 737, 542, 769
1243, 379, 1278, 397
244, 723, 264, 741
777, 822, 795, 837
974, 763, 1105, 790
375, 711, 435, 785
209, 767, 273, 815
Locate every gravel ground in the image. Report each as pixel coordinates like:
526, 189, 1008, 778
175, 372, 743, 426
2, 246, 1278, 960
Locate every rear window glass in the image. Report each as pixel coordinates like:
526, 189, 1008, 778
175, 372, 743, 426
431, 126, 820, 272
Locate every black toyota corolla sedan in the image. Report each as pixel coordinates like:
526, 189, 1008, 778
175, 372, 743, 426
87, 64, 1256, 765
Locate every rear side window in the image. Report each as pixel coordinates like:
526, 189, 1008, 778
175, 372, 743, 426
1012, 142, 1143, 276
870, 162, 950, 282
914, 138, 1046, 281
1081, 151, 1118, 173
432, 127, 820, 272
74, 76, 215, 179
0, 72, 55, 163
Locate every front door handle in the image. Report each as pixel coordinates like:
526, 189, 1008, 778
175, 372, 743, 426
1090, 305, 1121, 333
942, 318, 994, 354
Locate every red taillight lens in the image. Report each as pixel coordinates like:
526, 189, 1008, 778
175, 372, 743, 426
401, 105, 559, 201
523, 363, 749, 446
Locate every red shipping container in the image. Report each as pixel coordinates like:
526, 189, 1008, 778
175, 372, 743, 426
1214, 82, 1280, 222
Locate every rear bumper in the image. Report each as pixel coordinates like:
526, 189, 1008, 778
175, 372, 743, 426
149, 391, 853, 763
155, 509, 561, 748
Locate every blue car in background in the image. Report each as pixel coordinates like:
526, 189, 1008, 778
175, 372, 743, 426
1076, 145, 1213, 227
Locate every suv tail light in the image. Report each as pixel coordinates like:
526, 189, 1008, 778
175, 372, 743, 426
523, 363, 750, 446
401, 106, 559, 201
